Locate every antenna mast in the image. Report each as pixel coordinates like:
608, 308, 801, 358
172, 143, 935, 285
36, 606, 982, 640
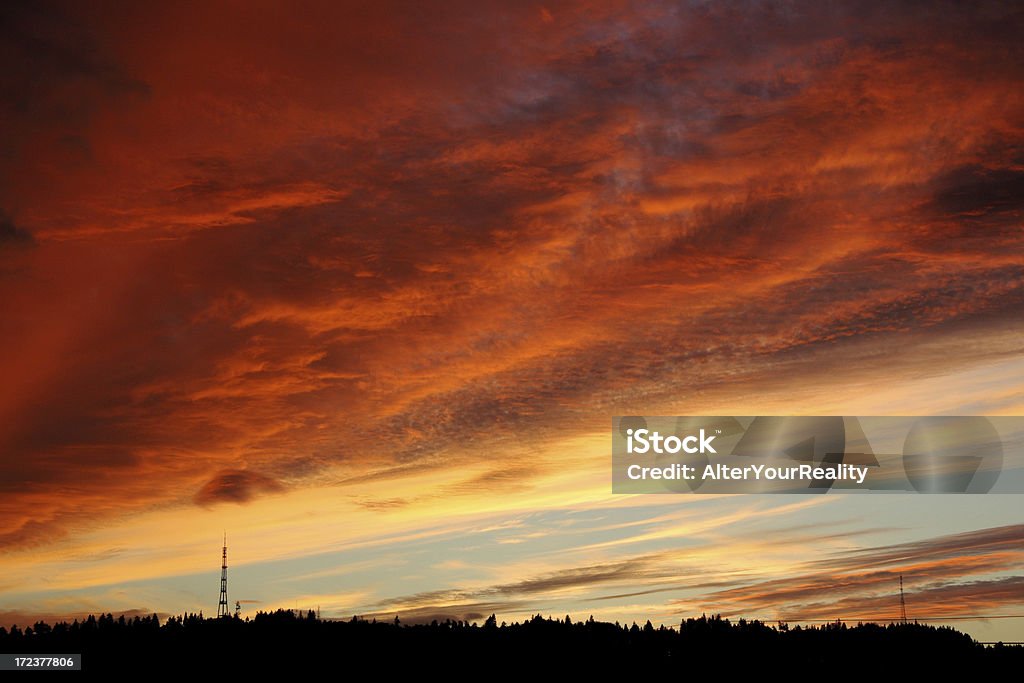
899, 574, 907, 624
217, 533, 229, 618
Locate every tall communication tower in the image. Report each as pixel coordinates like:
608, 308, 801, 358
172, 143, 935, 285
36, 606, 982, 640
217, 533, 229, 618
899, 574, 907, 624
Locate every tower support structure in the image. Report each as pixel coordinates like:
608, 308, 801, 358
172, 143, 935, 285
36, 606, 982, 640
899, 574, 907, 624
217, 534, 229, 618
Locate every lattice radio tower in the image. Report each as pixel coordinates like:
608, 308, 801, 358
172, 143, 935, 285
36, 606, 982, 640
217, 533, 229, 618
899, 574, 907, 624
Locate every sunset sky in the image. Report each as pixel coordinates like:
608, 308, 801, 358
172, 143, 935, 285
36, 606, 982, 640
1, 1, 1023, 641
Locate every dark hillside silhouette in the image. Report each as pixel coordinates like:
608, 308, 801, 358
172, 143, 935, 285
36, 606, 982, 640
1, 610, 1020, 673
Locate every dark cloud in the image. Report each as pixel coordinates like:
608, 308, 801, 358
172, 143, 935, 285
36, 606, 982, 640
0, 211, 32, 247
0, 1, 150, 201
592, 580, 745, 602
816, 524, 1024, 570
193, 469, 285, 506
928, 165, 1024, 220
370, 555, 678, 617
354, 498, 410, 511
488, 558, 662, 596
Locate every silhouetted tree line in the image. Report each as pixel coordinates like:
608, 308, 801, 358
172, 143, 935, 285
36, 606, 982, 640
1, 610, 1019, 673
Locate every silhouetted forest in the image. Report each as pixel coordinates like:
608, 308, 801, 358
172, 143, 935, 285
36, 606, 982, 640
2, 610, 1020, 673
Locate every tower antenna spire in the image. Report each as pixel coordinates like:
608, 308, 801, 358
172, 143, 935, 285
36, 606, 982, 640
899, 574, 907, 624
217, 533, 229, 618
